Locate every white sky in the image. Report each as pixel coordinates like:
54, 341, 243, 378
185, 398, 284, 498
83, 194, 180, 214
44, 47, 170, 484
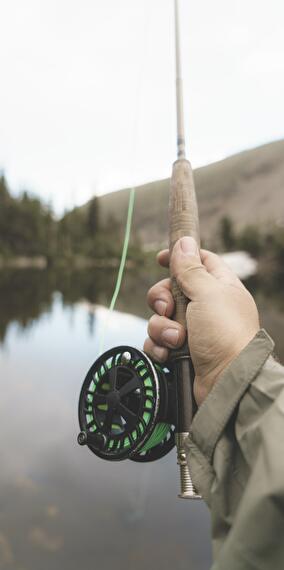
0, 0, 283, 213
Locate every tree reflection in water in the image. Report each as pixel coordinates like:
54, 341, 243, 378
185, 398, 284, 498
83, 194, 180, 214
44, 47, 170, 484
0, 267, 283, 362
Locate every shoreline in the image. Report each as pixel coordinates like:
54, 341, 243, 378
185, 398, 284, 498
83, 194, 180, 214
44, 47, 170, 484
0, 255, 136, 270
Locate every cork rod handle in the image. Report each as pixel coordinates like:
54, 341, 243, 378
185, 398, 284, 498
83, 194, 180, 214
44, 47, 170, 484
169, 158, 200, 332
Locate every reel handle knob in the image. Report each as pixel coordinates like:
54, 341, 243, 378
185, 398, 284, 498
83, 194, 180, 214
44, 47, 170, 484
77, 431, 106, 450
77, 431, 88, 446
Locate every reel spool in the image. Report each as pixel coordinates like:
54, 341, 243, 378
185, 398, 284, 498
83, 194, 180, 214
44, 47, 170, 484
78, 345, 176, 462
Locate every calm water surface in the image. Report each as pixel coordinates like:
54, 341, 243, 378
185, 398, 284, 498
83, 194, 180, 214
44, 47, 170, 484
1, 267, 283, 570
0, 269, 212, 570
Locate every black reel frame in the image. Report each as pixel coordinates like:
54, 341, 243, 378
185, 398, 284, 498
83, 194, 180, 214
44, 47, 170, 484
78, 345, 177, 462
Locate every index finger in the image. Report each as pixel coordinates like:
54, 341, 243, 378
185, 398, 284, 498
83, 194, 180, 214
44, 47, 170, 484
200, 248, 243, 286
158, 246, 241, 285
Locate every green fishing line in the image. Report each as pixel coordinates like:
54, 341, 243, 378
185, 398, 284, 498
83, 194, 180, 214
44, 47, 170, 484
141, 423, 171, 453
95, 184, 172, 455
86, 353, 172, 455
99, 187, 136, 354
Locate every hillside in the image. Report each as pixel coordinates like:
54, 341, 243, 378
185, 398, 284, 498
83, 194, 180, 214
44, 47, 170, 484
98, 139, 284, 249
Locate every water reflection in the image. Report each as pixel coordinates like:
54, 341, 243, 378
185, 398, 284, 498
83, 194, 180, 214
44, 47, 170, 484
0, 269, 53, 343
0, 284, 211, 570
0, 266, 283, 570
0, 267, 155, 345
0, 266, 283, 361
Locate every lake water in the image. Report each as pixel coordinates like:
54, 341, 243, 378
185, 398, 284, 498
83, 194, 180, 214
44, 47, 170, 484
0, 269, 212, 570
0, 266, 283, 570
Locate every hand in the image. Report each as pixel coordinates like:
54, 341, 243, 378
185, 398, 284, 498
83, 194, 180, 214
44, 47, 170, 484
144, 237, 260, 406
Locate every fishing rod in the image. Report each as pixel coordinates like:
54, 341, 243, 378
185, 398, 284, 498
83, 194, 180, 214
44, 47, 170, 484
169, 0, 201, 499
77, 0, 201, 500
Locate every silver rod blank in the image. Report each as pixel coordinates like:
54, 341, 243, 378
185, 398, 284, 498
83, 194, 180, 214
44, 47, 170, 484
174, 0, 186, 160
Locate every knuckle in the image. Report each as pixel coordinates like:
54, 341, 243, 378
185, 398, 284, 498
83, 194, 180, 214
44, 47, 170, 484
208, 251, 218, 262
148, 314, 169, 342
176, 263, 206, 286
143, 337, 151, 353
143, 337, 168, 363
148, 313, 157, 327
147, 283, 162, 305
146, 286, 155, 305
147, 314, 158, 336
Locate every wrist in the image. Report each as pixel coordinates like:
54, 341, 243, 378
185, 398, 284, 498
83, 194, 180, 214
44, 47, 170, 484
194, 343, 257, 406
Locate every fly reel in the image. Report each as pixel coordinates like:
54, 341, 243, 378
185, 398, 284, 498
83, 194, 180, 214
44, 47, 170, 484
78, 345, 177, 462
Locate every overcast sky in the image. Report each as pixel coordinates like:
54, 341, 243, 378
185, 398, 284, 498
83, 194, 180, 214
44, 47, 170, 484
0, 0, 283, 213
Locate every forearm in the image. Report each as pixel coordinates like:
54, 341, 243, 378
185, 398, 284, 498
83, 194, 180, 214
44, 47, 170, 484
185, 330, 284, 568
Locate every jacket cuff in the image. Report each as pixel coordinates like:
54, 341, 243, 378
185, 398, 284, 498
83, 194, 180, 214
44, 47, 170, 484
188, 329, 274, 462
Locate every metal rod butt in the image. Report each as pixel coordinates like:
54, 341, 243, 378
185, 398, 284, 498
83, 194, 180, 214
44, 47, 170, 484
175, 432, 201, 500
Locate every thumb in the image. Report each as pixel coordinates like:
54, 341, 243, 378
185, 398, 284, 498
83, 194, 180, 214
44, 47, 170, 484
170, 236, 213, 300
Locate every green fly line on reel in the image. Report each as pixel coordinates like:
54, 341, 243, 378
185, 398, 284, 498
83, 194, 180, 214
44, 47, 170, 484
78, 345, 177, 462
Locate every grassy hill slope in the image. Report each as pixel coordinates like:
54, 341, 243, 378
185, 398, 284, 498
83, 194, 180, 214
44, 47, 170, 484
98, 139, 284, 249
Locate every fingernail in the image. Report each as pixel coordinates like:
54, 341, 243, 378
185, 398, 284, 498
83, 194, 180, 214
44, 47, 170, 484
161, 328, 179, 347
152, 345, 167, 362
180, 236, 197, 255
154, 299, 167, 316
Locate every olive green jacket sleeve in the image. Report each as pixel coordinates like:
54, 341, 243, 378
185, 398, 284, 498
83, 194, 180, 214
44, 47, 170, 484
185, 329, 284, 570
